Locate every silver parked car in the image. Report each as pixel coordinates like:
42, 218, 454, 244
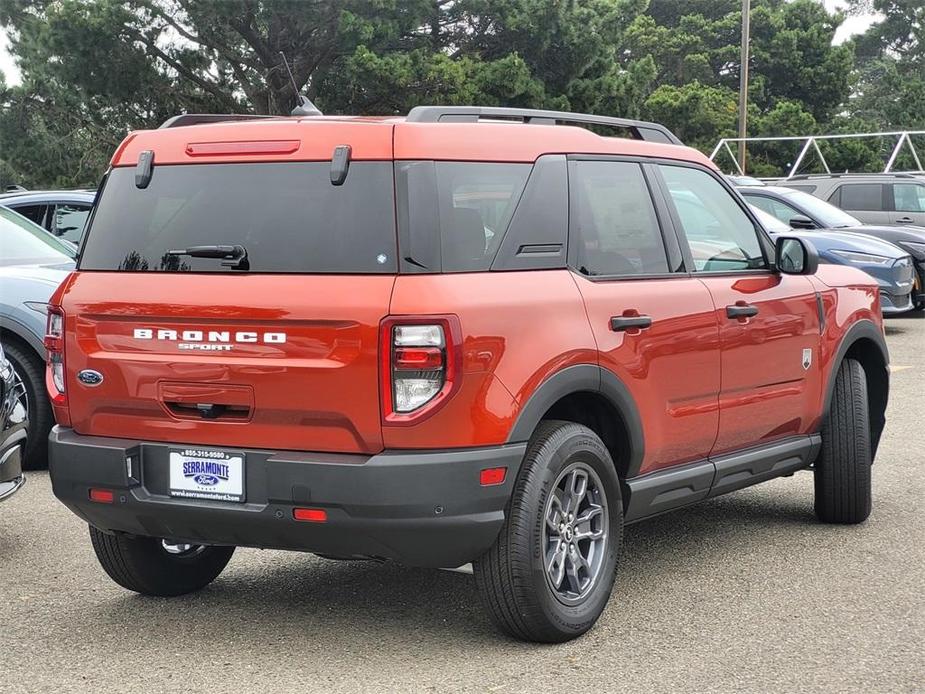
0, 207, 75, 469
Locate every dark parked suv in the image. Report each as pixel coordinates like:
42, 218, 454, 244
48, 107, 889, 642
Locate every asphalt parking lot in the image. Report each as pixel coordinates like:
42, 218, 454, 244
2, 313, 923, 694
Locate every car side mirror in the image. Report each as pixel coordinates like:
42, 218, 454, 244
789, 214, 816, 230
775, 236, 819, 275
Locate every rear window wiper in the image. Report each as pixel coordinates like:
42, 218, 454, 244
166, 244, 249, 270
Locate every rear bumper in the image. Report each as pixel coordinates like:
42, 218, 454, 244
49, 427, 525, 568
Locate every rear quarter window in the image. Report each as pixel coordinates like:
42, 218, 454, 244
80, 162, 397, 273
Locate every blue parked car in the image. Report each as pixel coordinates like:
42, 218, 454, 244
0, 207, 75, 469
738, 184, 925, 310
748, 205, 915, 315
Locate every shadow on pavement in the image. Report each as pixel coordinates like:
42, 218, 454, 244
64, 483, 819, 647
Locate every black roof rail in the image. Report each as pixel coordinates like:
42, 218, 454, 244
158, 113, 281, 129
787, 172, 923, 180
405, 106, 682, 145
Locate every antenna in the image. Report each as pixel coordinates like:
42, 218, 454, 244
278, 51, 322, 117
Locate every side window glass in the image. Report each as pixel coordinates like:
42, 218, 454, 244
435, 162, 530, 272
839, 184, 883, 211
10, 204, 47, 227
53, 204, 92, 243
659, 165, 767, 272
570, 160, 669, 276
894, 184, 925, 213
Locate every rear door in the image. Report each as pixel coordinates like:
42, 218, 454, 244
889, 181, 925, 226
63, 156, 398, 454
568, 158, 721, 475
655, 163, 823, 455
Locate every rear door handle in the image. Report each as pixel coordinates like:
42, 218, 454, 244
610, 315, 652, 332
896, 217, 915, 224
726, 303, 759, 319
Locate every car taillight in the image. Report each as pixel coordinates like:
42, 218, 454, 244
381, 316, 461, 423
45, 306, 66, 403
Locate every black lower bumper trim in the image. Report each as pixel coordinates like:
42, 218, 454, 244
49, 427, 525, 568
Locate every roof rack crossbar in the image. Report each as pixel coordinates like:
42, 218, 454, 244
405, 106, 682, 145
159, 113, 280, 129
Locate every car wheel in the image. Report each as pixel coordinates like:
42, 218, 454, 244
814, 358, 872, 524
1, 340, 52, 470
473, 420, 622, 643
89, 526, 235, 596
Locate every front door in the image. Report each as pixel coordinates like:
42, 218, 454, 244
655, 163, 823, 455
568, 158, 721, 475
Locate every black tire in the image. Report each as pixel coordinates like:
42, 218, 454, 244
473, 420, 622, 643
89, 526, 235, 596
1, 340, 52, 470
814, 358, 872, 524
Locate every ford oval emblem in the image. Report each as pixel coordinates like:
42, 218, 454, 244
77, 369, 104, 387
193, 474, 220, 486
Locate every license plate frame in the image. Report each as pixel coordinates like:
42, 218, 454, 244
168, 448, 245, 502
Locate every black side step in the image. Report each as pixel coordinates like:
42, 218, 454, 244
623, 434, 822, 524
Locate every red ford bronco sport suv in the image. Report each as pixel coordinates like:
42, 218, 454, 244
47, 106, 889, 643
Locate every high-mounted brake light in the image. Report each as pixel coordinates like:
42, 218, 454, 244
44, 306, 66, 404
380, 316, 461, 423
185, 140, 300, 157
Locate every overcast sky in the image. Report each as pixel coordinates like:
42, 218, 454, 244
0, 1, 879, 87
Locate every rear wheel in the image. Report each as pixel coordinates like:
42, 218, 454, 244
89, 526, 235, 596
814, 358, 872, 524
1, 340, 52, 470
474, 421, 622, 643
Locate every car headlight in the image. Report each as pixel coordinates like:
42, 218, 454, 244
24, 301, 49, 315
898, 241, 925, 259
829, 250, 894, 266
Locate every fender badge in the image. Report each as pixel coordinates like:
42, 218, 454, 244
77, 369, 104, 386
802, 349, 813, 371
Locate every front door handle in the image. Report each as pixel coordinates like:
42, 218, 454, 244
610, 315, 652, 332
896, 217, 915, 224
726, 303, 759, 319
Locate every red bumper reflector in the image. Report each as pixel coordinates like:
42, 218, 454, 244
293, 508, 328, 523
89, 488, 114, 504
479, 467, 507, 486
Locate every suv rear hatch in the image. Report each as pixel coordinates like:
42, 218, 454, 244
58, 127, 397, 454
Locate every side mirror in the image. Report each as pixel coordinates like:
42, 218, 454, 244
789, 214, 816, 230
775, 236, 819, 275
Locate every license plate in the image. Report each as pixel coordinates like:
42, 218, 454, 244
169, 448, 244, 502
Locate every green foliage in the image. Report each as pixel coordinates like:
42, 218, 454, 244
0, 0, 920, 186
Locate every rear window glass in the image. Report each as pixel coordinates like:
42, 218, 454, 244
80, 162, 397, 273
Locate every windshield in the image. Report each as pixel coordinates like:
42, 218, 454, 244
80, 162, 397, 273
0, 207, 77, 265
780, 188, 861, 228
748, 205, 790, 233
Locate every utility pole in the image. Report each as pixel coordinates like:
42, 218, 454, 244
737, 0, 751, 173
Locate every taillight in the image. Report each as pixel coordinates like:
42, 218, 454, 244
45, 306, 66, 404
380, 316, 461, 423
